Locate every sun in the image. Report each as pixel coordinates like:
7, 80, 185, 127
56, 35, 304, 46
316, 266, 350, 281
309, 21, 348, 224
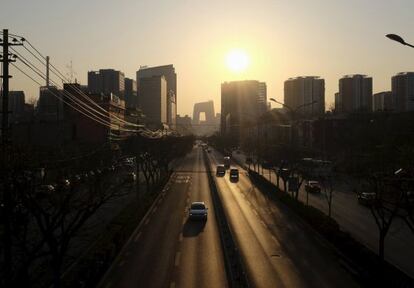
225, 49, 250, 73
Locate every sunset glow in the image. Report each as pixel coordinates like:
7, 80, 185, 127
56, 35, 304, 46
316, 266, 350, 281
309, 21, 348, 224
225, 49, 250, 73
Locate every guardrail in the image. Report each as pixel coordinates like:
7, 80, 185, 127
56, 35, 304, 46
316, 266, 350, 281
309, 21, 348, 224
202, 149, 250, 288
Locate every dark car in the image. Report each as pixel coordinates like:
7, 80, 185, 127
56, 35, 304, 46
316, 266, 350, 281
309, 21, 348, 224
229, 168, 239, 182
188, 202, 208, 221
216, 165, 226, 176
358, 192, 376, 206
305, 181, 321, 193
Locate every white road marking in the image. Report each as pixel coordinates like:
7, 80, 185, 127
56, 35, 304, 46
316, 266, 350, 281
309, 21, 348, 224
153, 206, 158, 213
179, 233, 183, 242
134, 231, 142, 242
118, 260, 125, 267
253, 210, 259, 216
144, 218, 150, 225
175, 252, 181, 266
271, 235, 277, 243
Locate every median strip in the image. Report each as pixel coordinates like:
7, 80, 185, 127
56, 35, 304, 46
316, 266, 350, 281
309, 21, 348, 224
202, 149, 250, 288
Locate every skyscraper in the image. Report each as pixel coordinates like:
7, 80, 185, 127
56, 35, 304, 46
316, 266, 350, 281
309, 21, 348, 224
139, 75, 167, 127
124, 78, 138, 109
284, 76, 325, 118
337, 74, 372, 113
88, 69, 125, 99
391, 72, 414, 112
137, 65, 177, 127
221, 80, 267, 139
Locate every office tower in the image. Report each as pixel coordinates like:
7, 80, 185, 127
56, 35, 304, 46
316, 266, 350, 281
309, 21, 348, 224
392, 72, 414, 112
221, 80, 267, 139
88, 69, 125, 99
124, 78, 138, 109
137, 65, 177, 126
337, 74, 372, 113
139, 75, 167, 127
373, 91, 393, 111
284, 76, 325, 117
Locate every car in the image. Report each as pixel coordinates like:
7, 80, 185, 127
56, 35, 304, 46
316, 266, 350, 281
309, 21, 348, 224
229, 168, 239, 182
358, 192, 376, 206
188, 202, 208, 220
305, 180, 321, 193
216, 165, 226, 176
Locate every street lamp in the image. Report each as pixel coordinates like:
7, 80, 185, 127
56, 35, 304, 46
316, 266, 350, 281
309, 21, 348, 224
269, 98, 317, 119
386, 34, 414, 48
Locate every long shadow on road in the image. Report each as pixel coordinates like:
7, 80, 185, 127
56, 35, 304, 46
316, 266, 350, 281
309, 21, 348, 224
182, 218, 207, 238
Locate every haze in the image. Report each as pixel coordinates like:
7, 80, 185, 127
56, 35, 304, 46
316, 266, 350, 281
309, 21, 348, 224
1, 0, 414, 115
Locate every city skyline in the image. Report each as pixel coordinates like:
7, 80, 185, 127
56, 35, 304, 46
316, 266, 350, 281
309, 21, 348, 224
1, 0, 414, 116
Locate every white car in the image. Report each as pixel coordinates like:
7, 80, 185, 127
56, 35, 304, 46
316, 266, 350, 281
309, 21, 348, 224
189, 202, 208, 220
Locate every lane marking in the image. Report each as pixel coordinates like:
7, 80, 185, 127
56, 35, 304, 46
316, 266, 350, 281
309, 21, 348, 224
182, 217, 186, 224
253, 209, 259, 216
153, 206, 158, 213
118, 260, 125, 267
179, 233, 183, 242
144, 218, 150, 225
170, 282, 176, 288
175, 252, 181, 266
260, 220, 266, 227
271, 235, 277, 243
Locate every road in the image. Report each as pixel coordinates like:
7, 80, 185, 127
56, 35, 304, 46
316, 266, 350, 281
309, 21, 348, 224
98, 146, 227, 288
231, 151, 414, 278
209, 149, 359, 288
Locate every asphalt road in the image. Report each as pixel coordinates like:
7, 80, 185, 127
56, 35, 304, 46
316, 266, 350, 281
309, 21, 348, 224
209, 149, 359, 288
232, 152, 414, 278
98, 146, 227, 288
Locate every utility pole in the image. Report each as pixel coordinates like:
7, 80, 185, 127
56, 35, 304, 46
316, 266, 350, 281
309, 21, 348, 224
1, 29, 23, 286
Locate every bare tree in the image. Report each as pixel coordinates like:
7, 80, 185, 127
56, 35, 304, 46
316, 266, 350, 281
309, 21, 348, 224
320, 176, 334, 218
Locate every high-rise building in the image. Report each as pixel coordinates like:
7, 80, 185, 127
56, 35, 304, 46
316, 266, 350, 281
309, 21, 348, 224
124, 78, 138, 109
337, 74, 372, 113
139, 75, 167, 127
373, 91, 393, 111
88, 69, 125, 99
37, 86, 64, 121
221, 80, 267, 140
391, 72, 414, 112
284, 76, 325, 118
137, 65, 177, 126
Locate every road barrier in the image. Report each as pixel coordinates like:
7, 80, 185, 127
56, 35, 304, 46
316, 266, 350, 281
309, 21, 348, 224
202, 149, 250, 288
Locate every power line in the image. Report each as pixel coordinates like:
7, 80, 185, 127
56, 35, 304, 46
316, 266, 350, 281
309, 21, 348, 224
20, 41, 143, 128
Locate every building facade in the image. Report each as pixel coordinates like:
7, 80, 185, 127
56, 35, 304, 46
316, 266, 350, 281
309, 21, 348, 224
139, 75, 167, 128
221, 80, 267, 141
137, 65, 177, 127
373, 91, 393, 111
284, 76, 325, 118
124, 77, 138, 109
337, 74, 372, 113
88, 69, 125, 100
392, 72, 414, 112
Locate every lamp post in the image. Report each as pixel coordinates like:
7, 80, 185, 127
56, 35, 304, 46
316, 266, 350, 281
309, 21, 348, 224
386, 34, 414, 48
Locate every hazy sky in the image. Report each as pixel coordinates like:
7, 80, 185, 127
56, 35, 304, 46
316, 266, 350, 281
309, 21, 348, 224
1, 0, 414, 116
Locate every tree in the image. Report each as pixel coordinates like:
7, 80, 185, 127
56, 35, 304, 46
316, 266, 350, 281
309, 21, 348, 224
18, 172, 128, 288
320, 175, 334, 218
365, 174, 404, 263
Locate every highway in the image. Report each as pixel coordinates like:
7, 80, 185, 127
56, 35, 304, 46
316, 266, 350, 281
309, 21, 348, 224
209, 149, 358, 288
231, 151, 414, 278
98, 146, 227, 288
99, 145, 358, 288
